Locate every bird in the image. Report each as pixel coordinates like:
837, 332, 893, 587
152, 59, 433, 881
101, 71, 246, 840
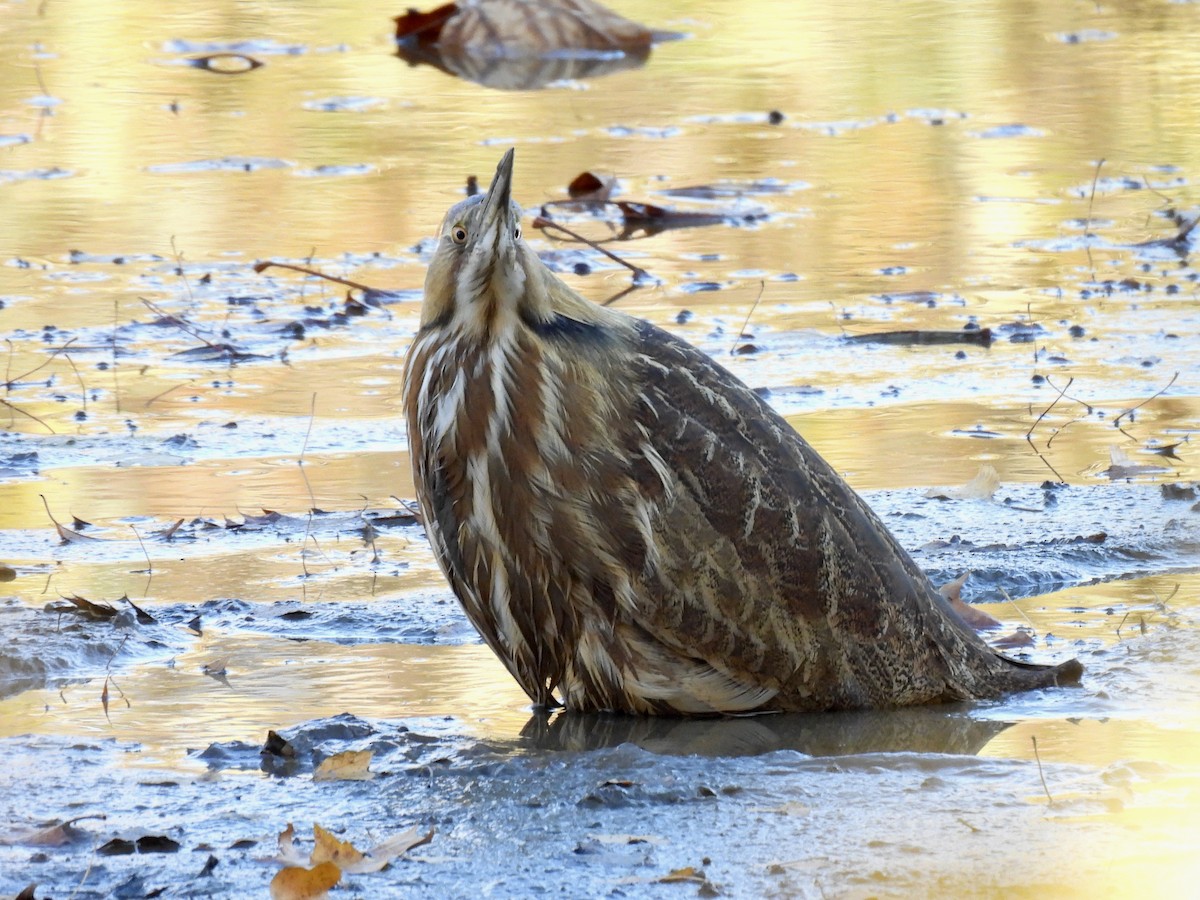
402, 149, 1083, 716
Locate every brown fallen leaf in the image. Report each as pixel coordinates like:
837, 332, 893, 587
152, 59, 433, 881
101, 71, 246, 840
0, 814, 105, 847
992, 629, 1036, 650
396, 0, 662, 56
152, 517, 186, 540
659, 865, 707, 884
394, 0, 681, 90
846, 328, 994, 347
40, 495, 100, 543
278, 822, 434, 876
568, 170, 615, 202
57, 594, 118, 619
0, 563, 16, 582
263, 730, 297, 759
269, 861, 340, 900
313, 750, 374, 782
1100, 445, 1172, 480
937, 572, 1002, 631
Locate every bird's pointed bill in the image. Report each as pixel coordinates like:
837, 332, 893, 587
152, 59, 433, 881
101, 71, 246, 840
477, 148, 515, 249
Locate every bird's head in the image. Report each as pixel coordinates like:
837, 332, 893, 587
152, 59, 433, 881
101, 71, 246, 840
421, 148, 538, 334
420, 149, 615, 341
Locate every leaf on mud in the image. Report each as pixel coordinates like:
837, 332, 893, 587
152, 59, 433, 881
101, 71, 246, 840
568, 171, 615, 202
846, 327, 994, 347
153, 518, 186, 540
57, 594, 118, 619
992, 629, 1035, 649
263, 730, 297, 758
269, 861, 341, 900
311, 824, 370, 871
395, 0, 663, 57
1, 814, 104, 847
278, 822, 433, 877
938, 573, 1002, 631
0, 564, 16, 582
136, 834, 181, 853
362, 826, 435, 868
1100, 445, 1171, 479
40, 495, 100, 543
122, 594, 156, 624
276, 823, 309, 867
313, 750, 374, 782
925, 465, 1000, 501
659, 866, 707, 884
98, 837, 136, 855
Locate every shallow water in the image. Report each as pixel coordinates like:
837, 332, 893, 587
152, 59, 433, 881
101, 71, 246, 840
1, 0, 1199, 896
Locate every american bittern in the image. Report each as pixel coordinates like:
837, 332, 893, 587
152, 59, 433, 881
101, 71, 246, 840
402, 150, 1082, 715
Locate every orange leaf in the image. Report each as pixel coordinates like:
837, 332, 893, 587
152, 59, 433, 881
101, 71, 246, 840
268, 861, 340, 900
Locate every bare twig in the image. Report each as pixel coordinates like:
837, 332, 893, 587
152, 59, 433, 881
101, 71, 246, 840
254, 260, 379, 294
1031, 736, 1054, 806
532, 216, 650, 281
1113, 371, 1178, 428
143, 379, 196, 408
730, 281, 766, 356
1024, 377, 1074, 482
1083, 158, 1104, 276
139, 298, 217, 348
130, 525, 152, 575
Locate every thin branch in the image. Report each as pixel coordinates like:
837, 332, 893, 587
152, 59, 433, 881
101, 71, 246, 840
1083, 158, 1104, 277
1031, 736, 1054, 806
1113, 371, 1178, 428
532, 216, 650, 281
1024, 377, 1074, 483
730, 282, 766, 356
254, 260, 378, 294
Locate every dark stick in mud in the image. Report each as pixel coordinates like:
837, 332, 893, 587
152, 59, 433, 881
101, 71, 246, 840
730, 281, 766, 356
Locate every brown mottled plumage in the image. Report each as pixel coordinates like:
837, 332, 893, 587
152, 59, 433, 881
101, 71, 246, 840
402, 150, 1083, 715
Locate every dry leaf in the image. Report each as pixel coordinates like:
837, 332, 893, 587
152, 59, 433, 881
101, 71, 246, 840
1101, 445, 1171, 479
276, 823, 308, 867
394, 0, 679, 89
61, 594, 118, 619
358, 826, 435, 871
278, 822, 433, 877
0, 564, 16, 582
992, 629, 1035, 649
396, 0, 660, 57
269, 861, 340, 900
313, 750, 374, 782
938, 572, 1002, 631
925, 465, 1000, 501
567, 171, 614, 201
659, 866, 706, 884
311, 824, 367, 870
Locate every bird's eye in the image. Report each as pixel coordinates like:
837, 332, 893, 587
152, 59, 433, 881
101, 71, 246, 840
451, 225, 468, 244
514, 226, 521, 240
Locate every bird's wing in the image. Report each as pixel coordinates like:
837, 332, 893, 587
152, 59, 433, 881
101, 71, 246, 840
621, 319, 1003, 710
